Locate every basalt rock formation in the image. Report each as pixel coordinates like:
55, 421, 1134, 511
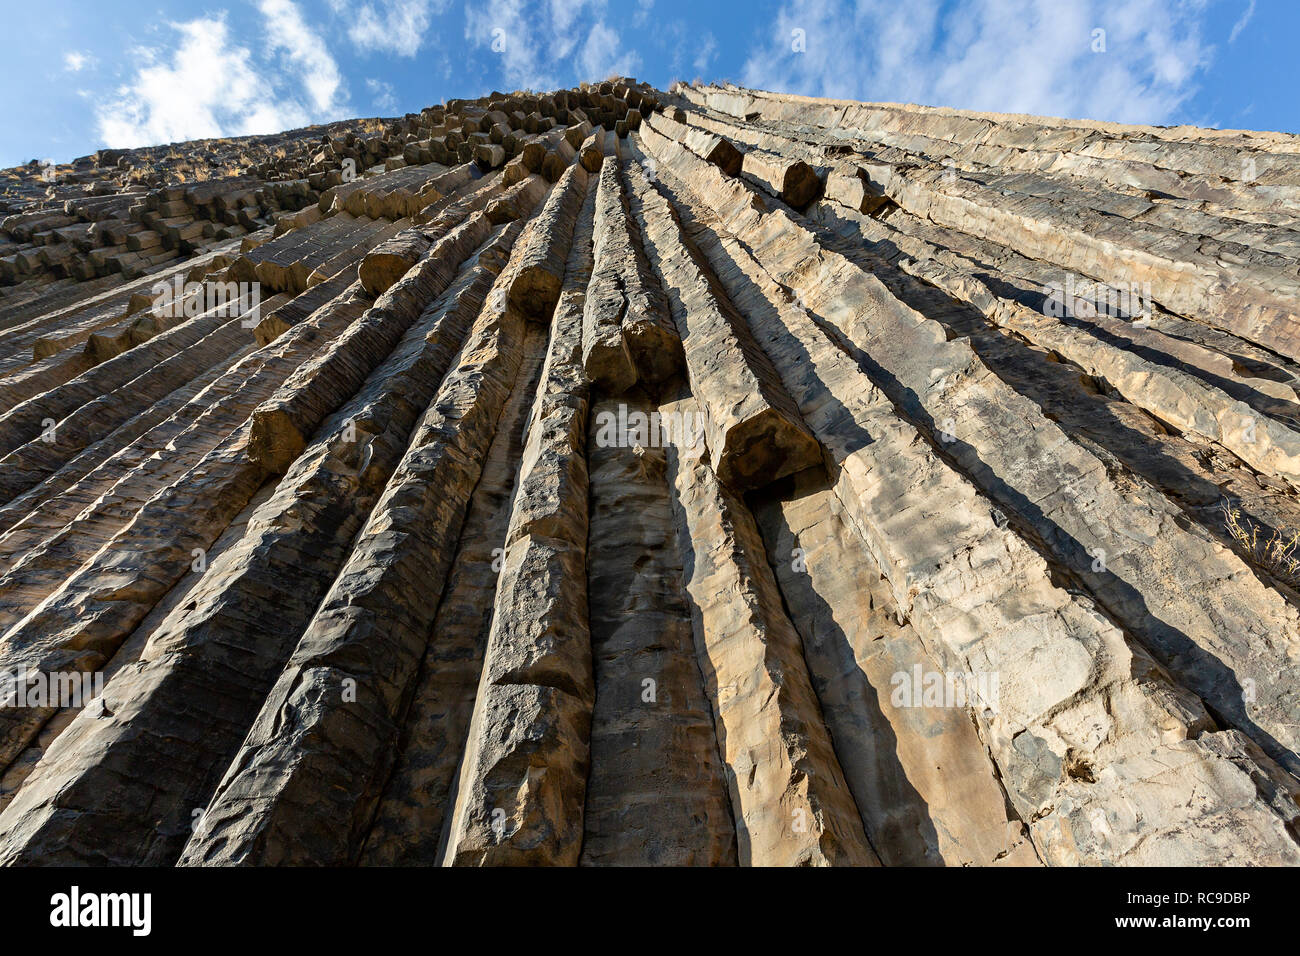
1, 79, 1300, 866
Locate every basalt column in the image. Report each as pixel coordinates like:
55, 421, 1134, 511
1, 79, 1299, 866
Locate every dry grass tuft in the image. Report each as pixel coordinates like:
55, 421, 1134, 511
1223, 499, 1300, 584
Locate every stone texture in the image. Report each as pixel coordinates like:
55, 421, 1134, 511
624, 159, 822, 490
179, 220, 539, 866
442, 169, 597, 866
1, 79, 1299, 868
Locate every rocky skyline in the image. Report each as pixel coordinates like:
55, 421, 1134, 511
1, 77, 1299, 867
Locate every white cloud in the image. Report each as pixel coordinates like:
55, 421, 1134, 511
63, 51, 95, 73
466, 0, 553, 90
97, 17, 294, 148
366, 78, 399, 112
659, 19, 691, 79
1229, 0, 1255, 43
260, 0, 347, 113
578, 22, 642, 81
548, 0, 602, 58
741, 0, 1215, 126
466, 0, 642, 90
346, 0, 445, 57
693, 32, 717, 74
95, 8, 349, 150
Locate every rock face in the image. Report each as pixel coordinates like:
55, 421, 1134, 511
1, 79, 1300, 866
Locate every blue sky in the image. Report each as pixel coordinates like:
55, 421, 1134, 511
2, 0, 1294, 168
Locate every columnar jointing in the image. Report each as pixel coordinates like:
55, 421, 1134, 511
0, 79, 1299, 866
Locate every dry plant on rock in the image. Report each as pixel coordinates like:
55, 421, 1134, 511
1222, 499, 1300, 586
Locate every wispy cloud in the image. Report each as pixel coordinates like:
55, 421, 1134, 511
694, 32, 717, 74
261, 0, 347, 114
63, 51, 95, 73
366, 77, 399, 112
465, 0, 641, 90
578, 21, 641, 80
633, 0, 654, 28
1229, 0, 1256, 43
741, 0, 1214, 125
549, 0, 603, 58
344, 0, 446, 57
466, 0, 551, 89
95, 4, 349, 150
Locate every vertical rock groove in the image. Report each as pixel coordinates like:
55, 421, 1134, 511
1, 79, 1298, 866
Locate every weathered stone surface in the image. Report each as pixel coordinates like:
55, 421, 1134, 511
750, 469, 1040, 867
579, 391, 738, 865
583, 157, 685, 392
357, 228, 432, 296
0, 308, 261, 503
177, 226, 534, 866
230, 215, 408, 295
358, 324, 550, 865
442, 173, 595, 866
624, 158, 821, 490
639, 120, 1300, 784
2, 80, 1300, 869
247, 210, 502, 473
0, 288, 373, 817
634, 131, 1300, 864
741, 148, 823, 209
661, 393, 877, 866
505, 162, 588, 320
581, 161, 638, 393
644, 111, 742, 175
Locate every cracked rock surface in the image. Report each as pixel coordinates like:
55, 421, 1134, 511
2, 79, 1300, 866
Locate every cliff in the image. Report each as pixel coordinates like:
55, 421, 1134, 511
0, 79, 1298, 866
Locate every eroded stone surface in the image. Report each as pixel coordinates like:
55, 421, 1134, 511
2, 79, 1299, 868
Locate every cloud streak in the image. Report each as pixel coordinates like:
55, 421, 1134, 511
741, 0, 1214, 126
465, 0, 641, 90
346, 0, 446, 57
261, 0, 347, 114
96, 3, 349, 150
366, 77, 399, 112
1229, 0, 1256, 43
63, 51, 95, 73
